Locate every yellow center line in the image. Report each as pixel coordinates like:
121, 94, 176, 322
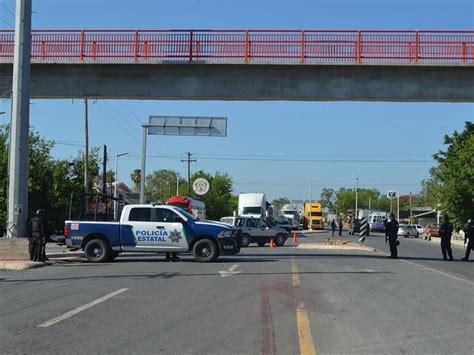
292, 257, 317, 355
291, 257, 300, 286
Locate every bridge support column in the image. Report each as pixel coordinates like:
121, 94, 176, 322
7, 0, 32, 238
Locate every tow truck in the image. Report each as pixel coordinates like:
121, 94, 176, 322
65, 204, 241, 263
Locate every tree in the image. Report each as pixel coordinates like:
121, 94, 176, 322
0, 124, 101, 234
130, 169, 141, 193
145, 169, 185, 203
271, 197, 291, 212
430, 121, 474, 228
320, 188, 335, 212
191, 170, 234, 220
106, 170, 115, 184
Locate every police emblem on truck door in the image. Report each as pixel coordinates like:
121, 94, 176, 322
169, 229, 182, 243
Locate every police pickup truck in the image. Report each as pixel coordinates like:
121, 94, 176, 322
65, 204, 241, 263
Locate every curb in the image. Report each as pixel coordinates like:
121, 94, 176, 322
297, 243, 376, 252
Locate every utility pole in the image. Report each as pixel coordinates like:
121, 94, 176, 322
84, 99, 89, 209
6, 0, 32, 238
409, 192, 413, 223
181, 152, 196, 195
355, 176, 359, 219
368, 196, 371, 210
102, 145, 107, 195
397, 191, 400, 221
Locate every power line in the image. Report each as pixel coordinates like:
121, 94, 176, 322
0, 3, 15, 17
122, 154, 435, 164
115, 100, 180, 155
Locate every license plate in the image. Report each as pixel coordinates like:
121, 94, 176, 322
223, 245, 234, 249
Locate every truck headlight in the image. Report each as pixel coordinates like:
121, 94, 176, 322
218, 230, 232, 238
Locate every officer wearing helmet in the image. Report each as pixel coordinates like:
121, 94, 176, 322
27, 209, 48, 262
385, 213, 399, 259
461, 218, 474, 261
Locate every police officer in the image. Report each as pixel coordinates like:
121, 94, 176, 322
461, 218, 474, 261
331, 219, 337, 237
439, 215, 454, 261
27, 209, 48, 262
385, 213, 399, 259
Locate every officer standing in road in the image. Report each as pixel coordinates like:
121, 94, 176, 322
439, 215, 454, 261
331, 219, 337, 237
461, 218, 474, 261
27, 209, 48, 262
385, 213, 399, 259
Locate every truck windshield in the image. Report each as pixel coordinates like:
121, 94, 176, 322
178, 209, 196, 221
243, 207, 262, 215
168, 203, 190, 211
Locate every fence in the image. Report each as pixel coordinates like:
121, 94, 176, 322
0, 29, 473, 64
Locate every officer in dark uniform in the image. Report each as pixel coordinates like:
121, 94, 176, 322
385, 213, 399, 259
461, 218, 474, 261
439, 215, 454, 261
27, 209, 48, 262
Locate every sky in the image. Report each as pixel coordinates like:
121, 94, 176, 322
0, 0, 473, 202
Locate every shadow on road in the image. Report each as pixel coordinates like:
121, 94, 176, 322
0, 269, 390, 284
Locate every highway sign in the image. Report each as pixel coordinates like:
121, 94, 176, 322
148, 116, 227, 137
387, 191, 397, 199
193, 178, 210, 195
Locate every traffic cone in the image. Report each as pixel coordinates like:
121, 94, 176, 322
292, 232, 298, 245
269, 239, 275, 248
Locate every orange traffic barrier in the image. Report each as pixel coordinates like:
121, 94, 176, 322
292, 232, 298, 244
269, 239, 275, 248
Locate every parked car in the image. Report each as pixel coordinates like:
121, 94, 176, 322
398, 224, 419, 238
413, 224, 424, 236
425, 223, 441, 240
274, 219, 291, 233
235, 216, 289, 247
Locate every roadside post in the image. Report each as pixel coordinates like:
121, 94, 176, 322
140, 116, 227, 203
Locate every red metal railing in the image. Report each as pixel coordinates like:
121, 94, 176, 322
0, 30, 473, 64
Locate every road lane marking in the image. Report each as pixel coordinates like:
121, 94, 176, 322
296, 303, 317, 355
38, 288, 129, 328
375, 249, 473, 286
219, 264, 242, 277
291, 257, 317, 355
291, 257, 300, 286
400, 259, 474, 286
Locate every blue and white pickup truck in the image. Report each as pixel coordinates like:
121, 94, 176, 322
65, 204, 242, 263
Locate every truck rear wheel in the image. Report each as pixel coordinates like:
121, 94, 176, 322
193, 239, 218, 262
84, 239, 111, 263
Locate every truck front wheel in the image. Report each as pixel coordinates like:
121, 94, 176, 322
84, 239, 111, 263
193, 239, 218, 262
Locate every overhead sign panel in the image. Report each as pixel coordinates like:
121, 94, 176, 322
148, 116, 227, 137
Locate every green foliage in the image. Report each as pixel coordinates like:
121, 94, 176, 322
0, 124, 101, 234
319, 188, 335, 212
190, 170, 234, 220
130, 169, 141, 193
333, 187, 390, 215
271, 197, 291, 211
145, 169, 185, 203
430, 121, 474, 228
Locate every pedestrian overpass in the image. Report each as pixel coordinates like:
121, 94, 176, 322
1, 29, 474, 101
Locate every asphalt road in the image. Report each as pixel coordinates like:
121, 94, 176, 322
0, 230, 473, 354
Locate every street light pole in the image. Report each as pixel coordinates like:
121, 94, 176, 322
114, 152, 129, 220
355, 176, 359, 219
